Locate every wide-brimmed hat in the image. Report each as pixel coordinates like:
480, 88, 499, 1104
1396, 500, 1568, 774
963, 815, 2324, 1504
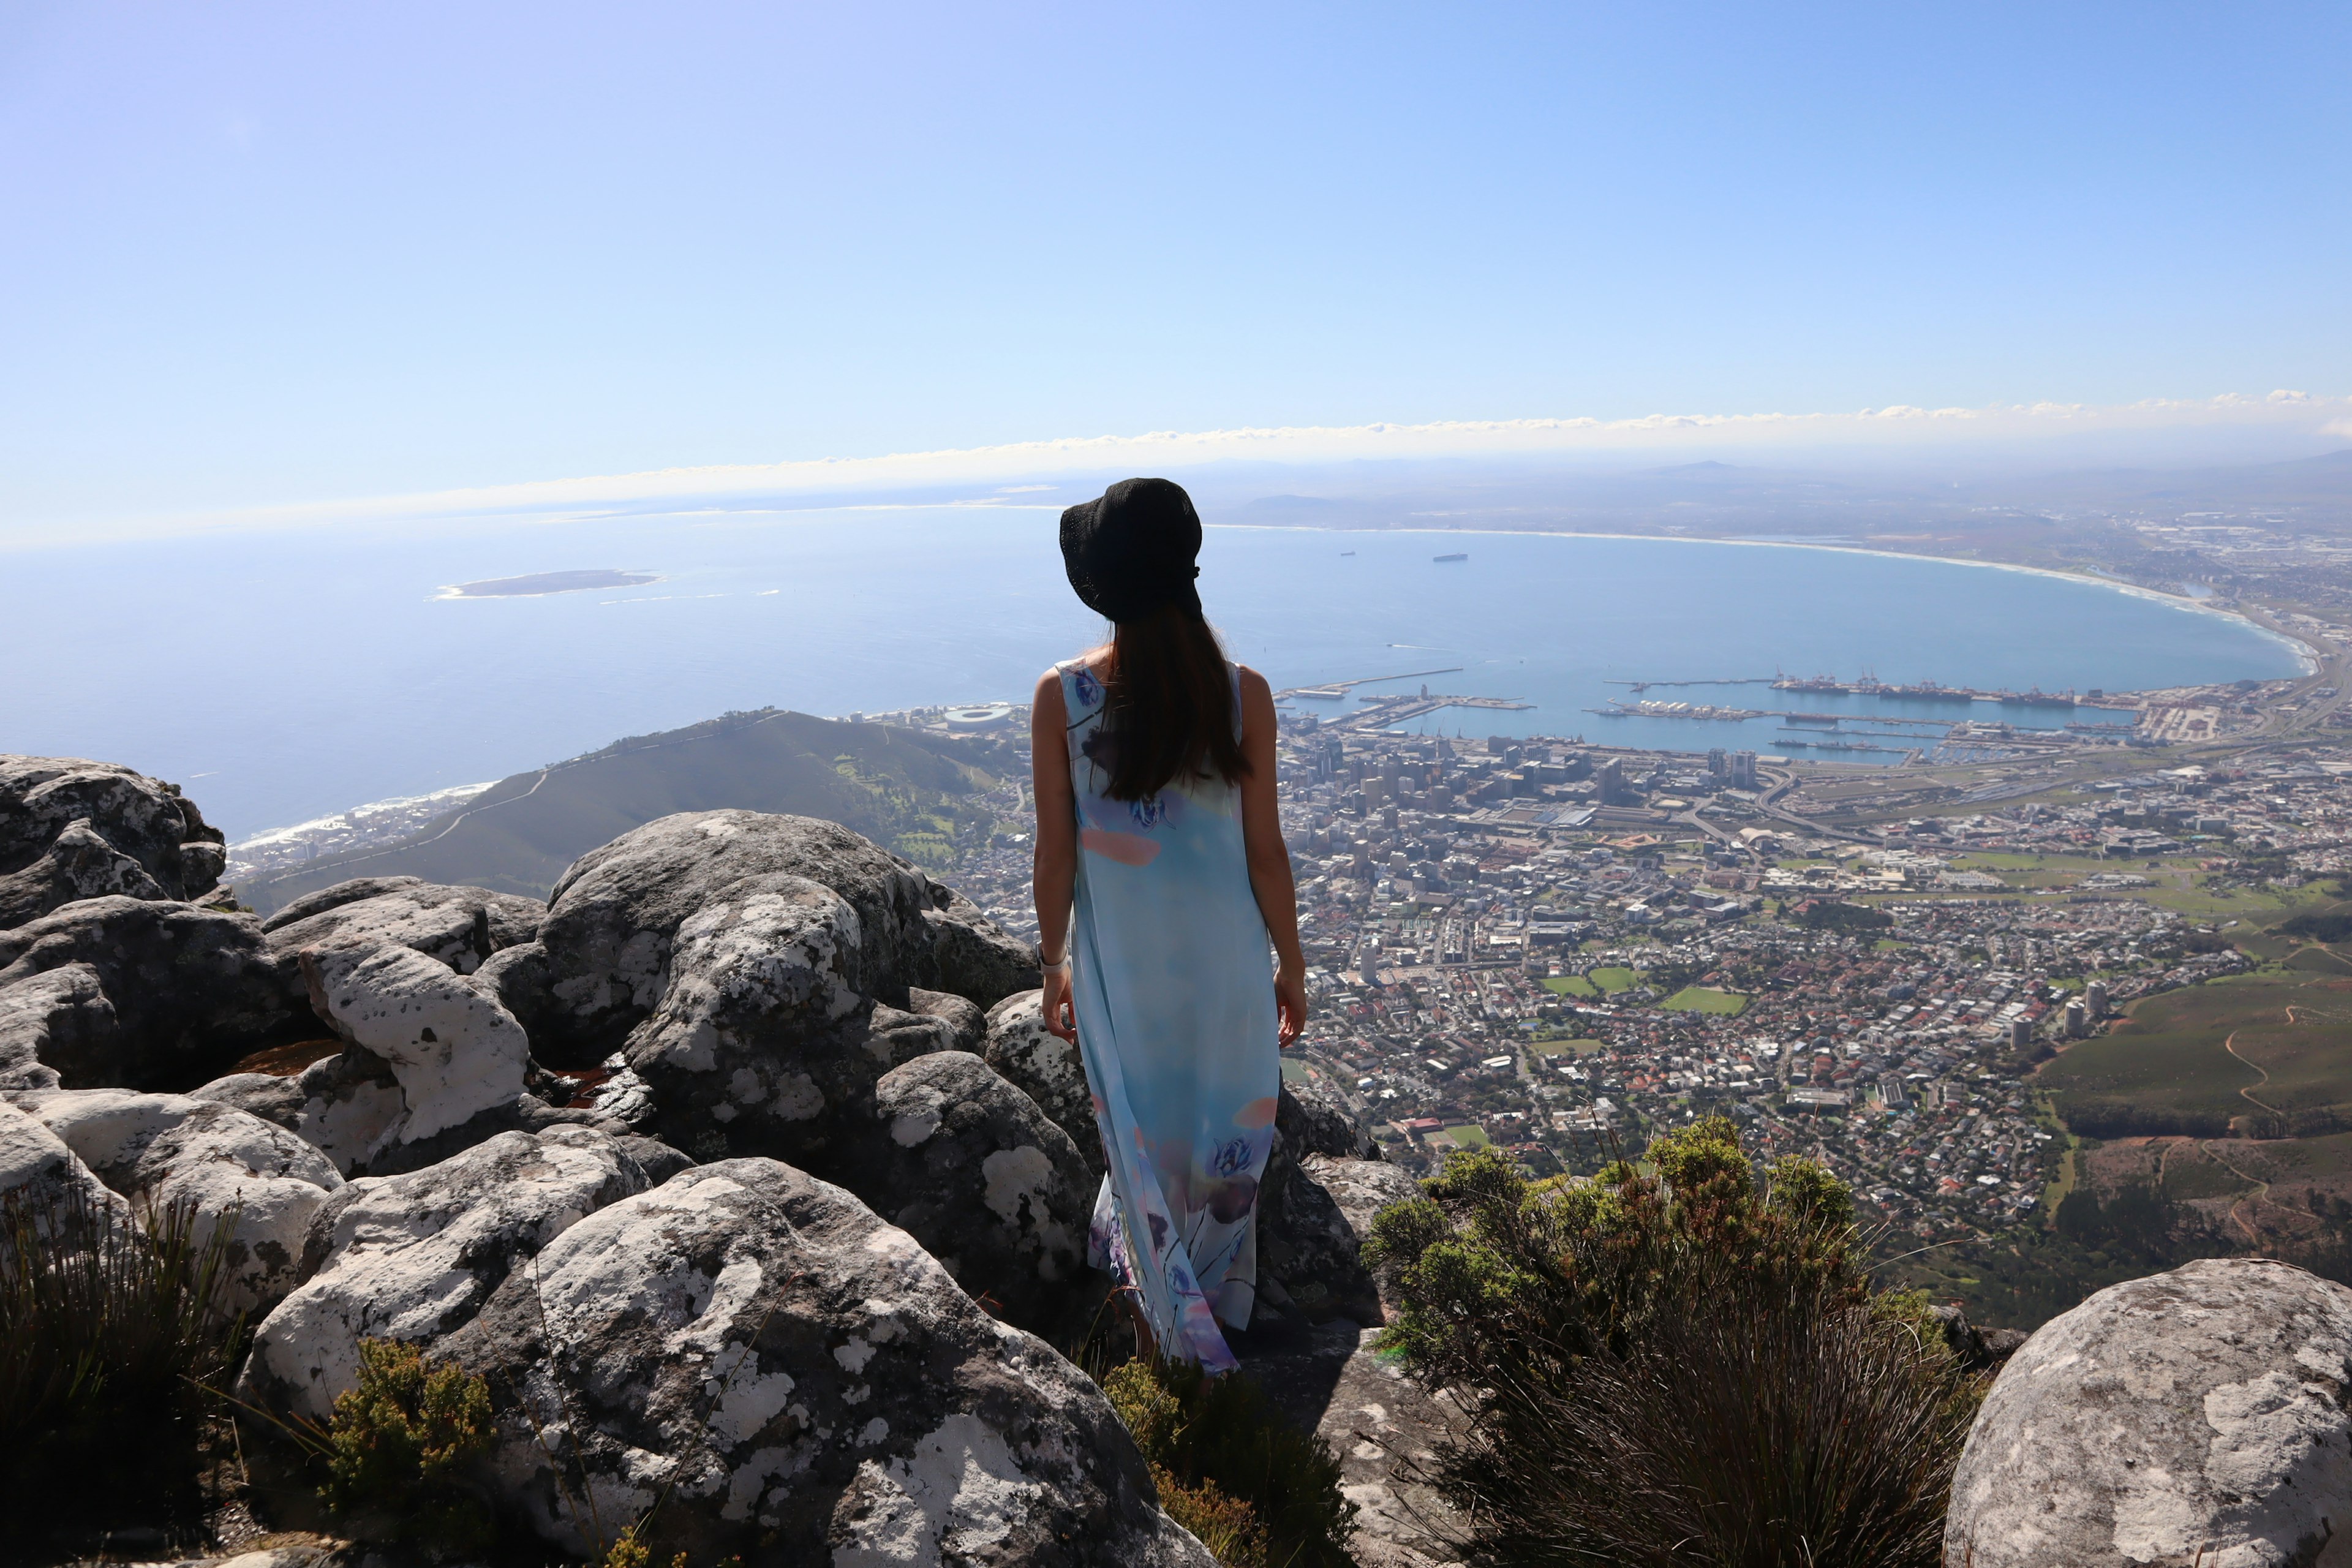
1058, 477, 1204, 623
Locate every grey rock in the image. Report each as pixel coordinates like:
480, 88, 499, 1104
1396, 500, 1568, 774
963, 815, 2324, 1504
0, 1095, 132, 1229
982, 990, 1102, 1179
610, 1133, 696, 1185
865, 1050, 1098, 1340
1280, 1077, 1380, 1161
238, 1125, 655, 1422
537, 812, 942, 1062
1258, 1151, 1419, 1329
0, 818, 168, 930
0, 961, 111, 1091
600, 878, 952, 1173
19, 1088, 343, 1314
291, 1046, 405, 1175
300, 944, 532, 1159
0, 755, 226, 912
260, 875, 428, 929
264, 880, 546, 975
437, 1158, 1214, 1566
0, 896, 307, 1090
1945, 1256, 2352, 1568
188, 1070, 307, 1132
471, 938, 562, 1044
920, 885, 1041, 1009
907, 986, 987, 1053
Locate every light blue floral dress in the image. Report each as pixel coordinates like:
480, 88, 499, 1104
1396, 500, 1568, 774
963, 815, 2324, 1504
1057, 657, 1281, 1373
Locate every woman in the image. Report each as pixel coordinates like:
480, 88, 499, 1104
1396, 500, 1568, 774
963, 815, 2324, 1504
1030, 477, 1308, 1373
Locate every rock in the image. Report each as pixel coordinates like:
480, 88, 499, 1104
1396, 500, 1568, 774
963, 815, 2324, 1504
1280, 1078, 1379, 1161
238, 1125, 654, 1423
17, 1088, 342, 1314
533, 811, 1038, 1066
261, 876, 428, 929
1927, 1301, 2024, 1374
301, 944, 531, 1153
1257, 1152, 1419, 1329
289, 1046, 406, 1174
263, 880, 546, 976
0, 1095, 132, 1229
907, 986, 987, 1053
920, 885, 1041, 1009
0, 897, 307, 1090
0, 818, 168, 930
1944, 1256, 2352, 1568
601, 877, 952, 1170
864, 1051, 1098, 1339
187, 1071, 308, 1132
471, 938, 562, 1044
982, 990, 1102, 1179
436, 1158, 1213, 1566
0, 962, 111, 1091
0, 755, 227, 913
536, 812, 943, 1062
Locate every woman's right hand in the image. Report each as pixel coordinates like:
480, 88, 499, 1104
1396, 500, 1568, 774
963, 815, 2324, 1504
1042, 962, 1077, 1042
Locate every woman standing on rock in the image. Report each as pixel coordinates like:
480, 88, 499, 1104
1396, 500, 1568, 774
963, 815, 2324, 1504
1030, 477, 1308, 1373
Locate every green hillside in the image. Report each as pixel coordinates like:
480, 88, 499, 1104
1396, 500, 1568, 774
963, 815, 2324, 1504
239, 709, 1016, 912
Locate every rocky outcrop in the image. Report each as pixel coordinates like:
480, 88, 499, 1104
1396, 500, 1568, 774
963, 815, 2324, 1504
302, 944, 530, 1148
238, 1126, 655, 1422
0, 818, 170, 930
907, 986, 986, 1053
15, 1088, 343, 1314
0, 897, 306, 1090
437, 1158, 1213, 1566
864, 1050, 1097, 1338
982, 989, 1101, 1178
1944, 1256, 2352, 1568
0, 756, 227, 921
1280, 1077, 1381, 1161
1259, 1152, 1419, 1329
0, 1095, 132, 1227
532, 811, 1034, 1068
263, 879, 545, 975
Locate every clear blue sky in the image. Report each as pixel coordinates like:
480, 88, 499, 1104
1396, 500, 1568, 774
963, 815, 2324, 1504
3, 2, 2346, 526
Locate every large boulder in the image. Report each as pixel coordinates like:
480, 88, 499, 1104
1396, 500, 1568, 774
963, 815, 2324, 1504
1280, 1077, 1381, 1161
598, 876, 957, 1170
238, 1126, 655, 1422
301, 945, 531, 1153
982, 990, 1101, 1180
864, 1051, 1097, 1339
533, 811, 1034, 1068
263, 880, 545, 976
0, 1096, 131, 1229
16, 1088, 342, 1314
0, 897, 306, 1090
0, 818, 169, 930
1945, 1256, 2352, 1568
437, 1158, 1213, 1567
0, 756, 226, 919
1258, 1152, 1419, 1330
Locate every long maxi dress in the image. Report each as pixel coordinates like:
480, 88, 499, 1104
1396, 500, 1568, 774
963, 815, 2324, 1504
1057, 657, 1282, 1373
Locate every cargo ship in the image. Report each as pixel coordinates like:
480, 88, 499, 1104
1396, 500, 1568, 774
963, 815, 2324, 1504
1433, 552, 1468, 563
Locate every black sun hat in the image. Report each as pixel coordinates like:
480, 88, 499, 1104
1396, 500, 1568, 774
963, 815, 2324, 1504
1059, 477, 1204, 623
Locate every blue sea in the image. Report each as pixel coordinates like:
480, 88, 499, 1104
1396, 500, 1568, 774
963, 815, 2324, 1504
7, 510, 2307, 839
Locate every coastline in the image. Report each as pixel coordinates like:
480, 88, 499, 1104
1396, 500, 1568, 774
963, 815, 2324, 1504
1202, 521, 2323, 677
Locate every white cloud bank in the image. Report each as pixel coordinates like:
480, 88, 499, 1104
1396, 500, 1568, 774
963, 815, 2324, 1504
34, 391, 2352, 545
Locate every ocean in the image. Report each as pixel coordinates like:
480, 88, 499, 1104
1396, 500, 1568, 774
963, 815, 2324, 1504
7, 508, 2307, 839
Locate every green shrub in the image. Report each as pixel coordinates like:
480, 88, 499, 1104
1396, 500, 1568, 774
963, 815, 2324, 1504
1101, 1356, 1355, 1568
318, 1336, 496, 1546
0, 1186, 243, 1532
1368, 1122, 1977, 1567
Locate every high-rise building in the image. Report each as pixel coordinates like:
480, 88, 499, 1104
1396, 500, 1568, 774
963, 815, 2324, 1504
2086, 980, 2109, 1019
1731, 750, 1759, 789
1597, 757, 1629, 805
2010, 1016, 2033, 1052
1706, 747, 1728, 780
2065, 999, 2088, 1038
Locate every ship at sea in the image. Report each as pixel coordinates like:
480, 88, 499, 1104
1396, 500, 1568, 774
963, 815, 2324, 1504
1768, 670, 2075, 707
1433, 552, 1468, 563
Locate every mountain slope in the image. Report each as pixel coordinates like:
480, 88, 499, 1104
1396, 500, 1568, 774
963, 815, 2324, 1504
237, 708, 1014, 913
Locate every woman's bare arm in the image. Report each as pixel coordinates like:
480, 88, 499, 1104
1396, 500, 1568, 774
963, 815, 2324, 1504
1236, 666, 1308, 1046
1030, 668, 1080, 1042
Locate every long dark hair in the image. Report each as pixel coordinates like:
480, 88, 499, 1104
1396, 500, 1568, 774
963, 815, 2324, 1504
1096, 605, 1251, 801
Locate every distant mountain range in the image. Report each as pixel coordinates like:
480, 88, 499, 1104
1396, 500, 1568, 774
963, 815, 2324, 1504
236, 709, 1014, 914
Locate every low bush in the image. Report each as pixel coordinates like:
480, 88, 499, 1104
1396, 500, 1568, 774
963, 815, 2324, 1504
0, 1186, 244, 1534
317, 1336, 496, 1547
1101, 1355, 1355, 1568
1368, 1123, 1977, 1568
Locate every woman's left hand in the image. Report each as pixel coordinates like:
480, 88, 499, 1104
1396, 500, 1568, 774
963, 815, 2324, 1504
1275, 963, 1309, 1049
